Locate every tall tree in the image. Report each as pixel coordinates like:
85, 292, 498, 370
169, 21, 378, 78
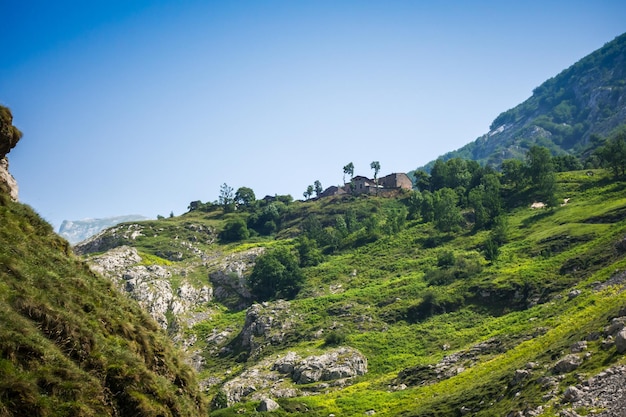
597, 130, 626, 178
234, 186, 256, 208
526, 146, 558, 207
218, 183, 235, 212
314, 180, 323, 197
303, 185, 314, 200
433, 187, 462, 232
343, 162, 354, 185
370, 161, 381, 195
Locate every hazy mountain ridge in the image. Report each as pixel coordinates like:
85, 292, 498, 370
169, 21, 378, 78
59, 214, 149, 244
421, 32, 626, 170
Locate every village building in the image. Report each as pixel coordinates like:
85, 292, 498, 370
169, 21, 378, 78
320, 172, 413, 198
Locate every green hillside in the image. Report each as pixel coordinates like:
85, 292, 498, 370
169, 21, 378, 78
0, 107, 207, 416
74, 151, 626, 416
421, 32, 626, 170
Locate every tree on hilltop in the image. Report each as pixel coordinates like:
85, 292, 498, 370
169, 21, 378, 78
314, 180, 323, 197
370, 161, 381, 195
343, 162, 354, 185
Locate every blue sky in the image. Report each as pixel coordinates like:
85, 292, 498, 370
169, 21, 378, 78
1, 1, 625, 229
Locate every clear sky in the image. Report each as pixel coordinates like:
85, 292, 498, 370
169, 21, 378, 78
1, 1, 625, 229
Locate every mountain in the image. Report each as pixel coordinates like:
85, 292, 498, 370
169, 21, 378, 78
59, 215, 149, 245
0, 107, 206, 416
421, 32, 626, 170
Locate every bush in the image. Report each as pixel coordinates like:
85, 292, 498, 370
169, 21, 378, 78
324, 330, 346, 346
248, 247, 304, 301
219, 217, 249, 242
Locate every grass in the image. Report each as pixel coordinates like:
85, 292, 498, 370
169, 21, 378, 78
54, 168, 626, 416
0, 194, 207, 416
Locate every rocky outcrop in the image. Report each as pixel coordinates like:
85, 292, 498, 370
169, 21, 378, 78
75, 222, 216, 260
0, 157, 18, 201
207, 247, 264, 310
237, 300, 300, 359
87, 246, 212, 330
0, 106, 22, 201
222, 347, 368, 406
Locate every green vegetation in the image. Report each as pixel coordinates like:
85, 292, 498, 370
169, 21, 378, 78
0, 193, 206, 416
418, 32, 626, 171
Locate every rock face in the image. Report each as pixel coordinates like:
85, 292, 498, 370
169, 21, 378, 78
207, 247, 264, 310
222, 347, 368, 406
0, 157, 18, 201
0, 106, 22, 201
238, 300, 300, 359
88, 246, 212, 330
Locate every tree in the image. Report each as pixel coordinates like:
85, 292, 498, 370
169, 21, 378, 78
314, 180, 323, 197
219, 217, 249, 242
219, 183, 235, 212
303, 185, 314, 200
248, 247, 304, 301
501, 159, 526, 188
370, 161, 381, 195
526, 146, 558, 207
413, 170, 431, 192
597, 130, 626, 178
234, 187, 256, 208
343, 162, 354, 185
433, 187, 462, 232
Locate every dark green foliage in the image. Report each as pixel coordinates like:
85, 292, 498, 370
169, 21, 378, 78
433, 188, 462, 232
596, 127, 626, 178
211, 390, 228, 410
324, 330, 346, 346
234, 186, 256, 208
219, 217, 250, 242
248, 247, 304, 301
219, 183, 235, 213
296, 236, 324, 267
526, 146, 558, 206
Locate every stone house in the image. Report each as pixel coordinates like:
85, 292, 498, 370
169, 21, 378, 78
319, 172, 413, 197
378, 173, 413, 191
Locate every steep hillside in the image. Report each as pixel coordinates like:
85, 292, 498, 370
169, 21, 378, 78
423, 32, 626, 170
0, 106, 206, 416
78, 168, 626, 416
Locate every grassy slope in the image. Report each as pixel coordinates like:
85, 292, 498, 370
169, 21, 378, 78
0, 193, 206, 416
71, 170, 626, 416
201, 170, 626, 416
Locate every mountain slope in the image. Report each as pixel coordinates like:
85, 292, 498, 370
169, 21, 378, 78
77, 170, 626, 416
424, 32, 626, 169
0, 106, 206, 416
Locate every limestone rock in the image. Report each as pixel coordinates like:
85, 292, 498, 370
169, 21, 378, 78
208, 247, 264, 309
257, 398, 280, 412
87, 246, 213, 330
292, 347, 368, 384
0, 157, 18, 201
615, 328, 626, 353
553, 354, 583, 374
563, 386, 583, 402
239, 300, 300, 359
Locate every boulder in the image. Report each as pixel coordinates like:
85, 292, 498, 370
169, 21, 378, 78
257, 398, 280, 412
615, 328, 626, 353
553, 354, 582, 374
563, 386, 583, 402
